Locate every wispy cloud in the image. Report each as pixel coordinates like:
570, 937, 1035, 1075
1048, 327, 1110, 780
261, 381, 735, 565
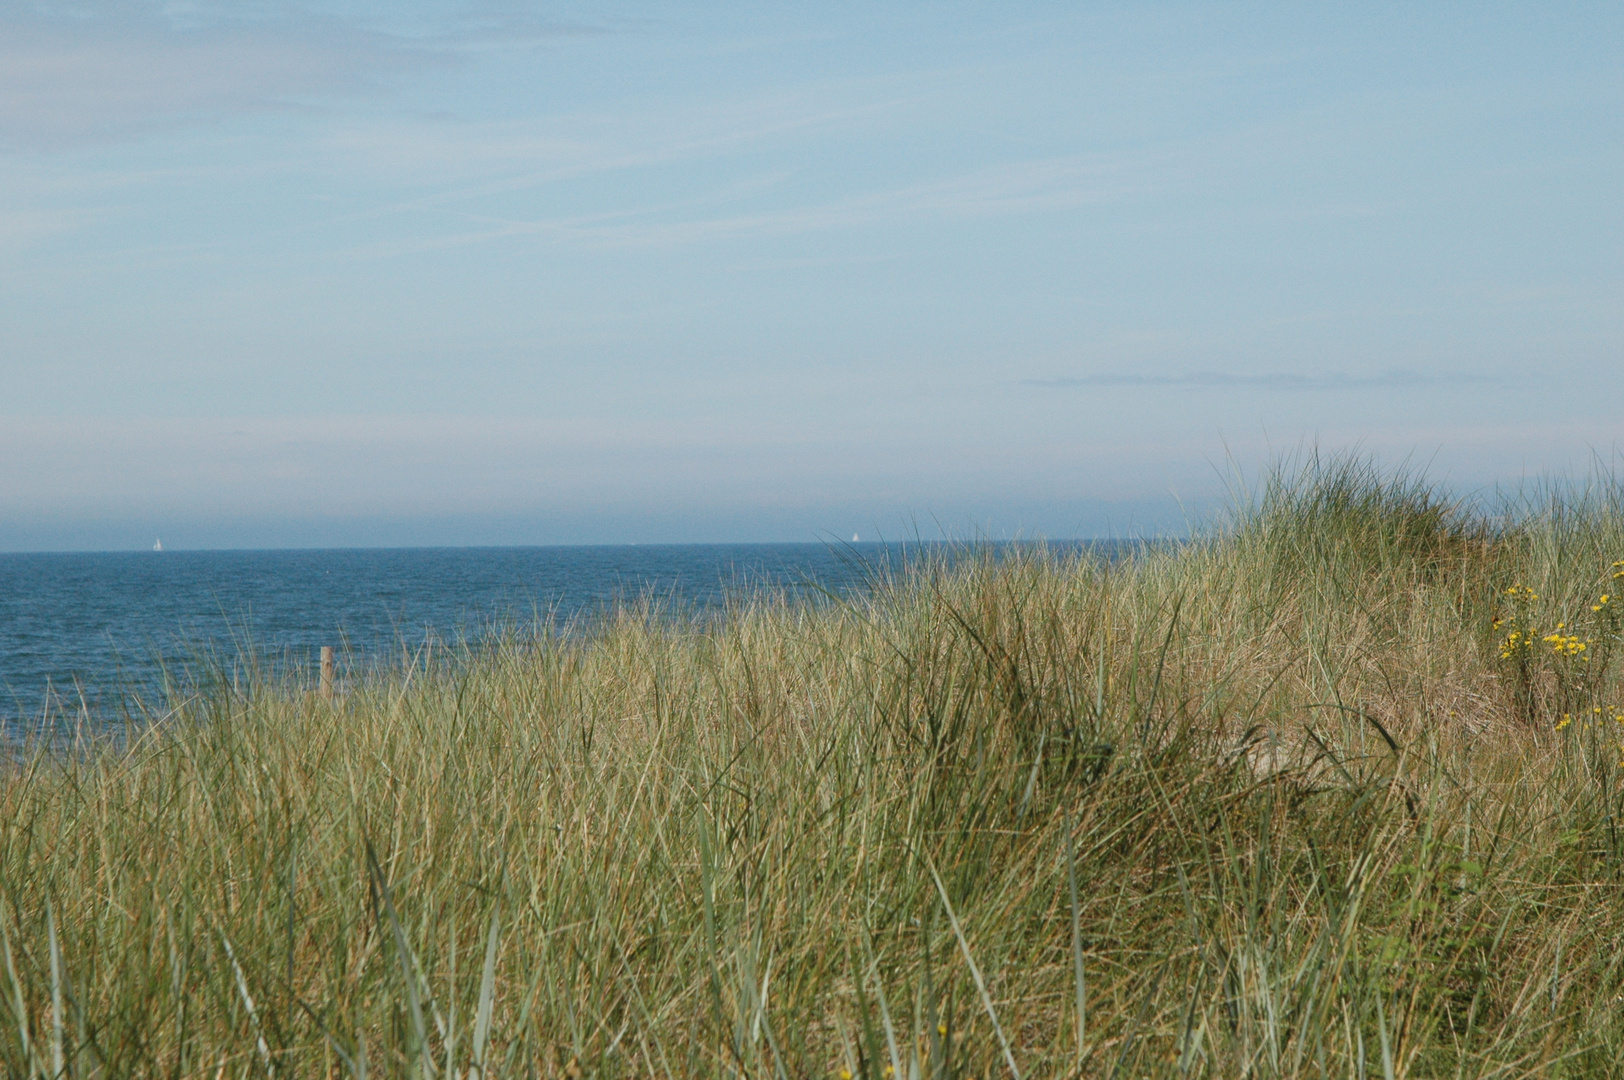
1026, 369, 1494, 391
575, 154, 1145, 248
0, 207, 95, 247
324, 147, 1150, 261
309, 83, 929, 205
410, 4, 627, 52
0, 2, 605, 151
0, 6, 406, 149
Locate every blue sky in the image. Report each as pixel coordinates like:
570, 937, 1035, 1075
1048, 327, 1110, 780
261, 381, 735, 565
1, 1, 1620, 549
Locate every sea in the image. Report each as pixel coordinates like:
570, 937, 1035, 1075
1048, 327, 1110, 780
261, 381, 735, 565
0, 541, 1113, 735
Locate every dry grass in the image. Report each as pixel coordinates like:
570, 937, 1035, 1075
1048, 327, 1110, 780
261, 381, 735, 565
6, 457, 1624, 1078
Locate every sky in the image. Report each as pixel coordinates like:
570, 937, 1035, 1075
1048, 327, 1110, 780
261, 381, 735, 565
1, 1, 1620, 550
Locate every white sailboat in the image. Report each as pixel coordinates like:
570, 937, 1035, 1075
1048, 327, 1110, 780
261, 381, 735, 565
153, 538, 163, 551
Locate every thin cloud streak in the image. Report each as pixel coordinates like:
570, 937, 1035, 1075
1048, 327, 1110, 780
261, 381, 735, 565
581, 155, 1149, 248
0, 2, 614, 151
1027, 369, 1496, 391
0, 9, 420, 150
328, 149, 1153, 261
310, 85, 933, 214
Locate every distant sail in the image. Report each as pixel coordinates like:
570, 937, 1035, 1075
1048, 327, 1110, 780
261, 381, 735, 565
153, 538, 163, 551
852, 533, 859, 543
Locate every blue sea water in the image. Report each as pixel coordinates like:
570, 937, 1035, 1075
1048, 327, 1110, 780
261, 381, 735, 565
0, 542, 1106, 732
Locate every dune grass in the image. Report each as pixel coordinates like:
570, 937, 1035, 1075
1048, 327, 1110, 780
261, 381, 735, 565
6, 456, 1624, 1078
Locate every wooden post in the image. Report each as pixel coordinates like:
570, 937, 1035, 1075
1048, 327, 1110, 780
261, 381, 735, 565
320, 646, 335, 700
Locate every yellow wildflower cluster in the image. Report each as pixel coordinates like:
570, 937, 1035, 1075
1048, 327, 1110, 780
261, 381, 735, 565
1494, 581, 1611, 660
1495, 567, 1622, 730
1496, 584, 1541, 657
1556, 708, 1624, 759
1499, 629, 1534, 659
1543, 624, 1589, 656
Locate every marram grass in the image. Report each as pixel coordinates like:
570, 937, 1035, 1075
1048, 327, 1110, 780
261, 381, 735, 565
7, 459, 1624, 1078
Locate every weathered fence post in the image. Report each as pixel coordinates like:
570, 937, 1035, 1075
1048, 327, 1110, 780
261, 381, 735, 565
320, 646, 335, 700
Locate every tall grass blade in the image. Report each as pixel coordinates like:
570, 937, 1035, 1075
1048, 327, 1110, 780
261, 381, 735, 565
1376, 994, 1394, 1080
366, 842, 433, 1080
443, 922, 456, 1080
46, 900, 63, 1080
471, 906, 501, 1079
697, 813, 742, 1072
926, 859, 1021, 1080
295, 997, 360, 1078
1065, 809, 1086, 1068
217, 928, 275, 1076
2, 907, 37, 1079
861, 935, 904, 1080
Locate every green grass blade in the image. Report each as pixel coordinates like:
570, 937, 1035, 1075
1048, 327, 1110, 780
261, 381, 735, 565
217, 927, 275, 1076
471, 905, 501, 1078
1065, 809, 1086, 1068
366, 843, 433, 1080
926, 859, 1021, 1080
46, 901, 63, 1080
1, 907, 37, 1079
